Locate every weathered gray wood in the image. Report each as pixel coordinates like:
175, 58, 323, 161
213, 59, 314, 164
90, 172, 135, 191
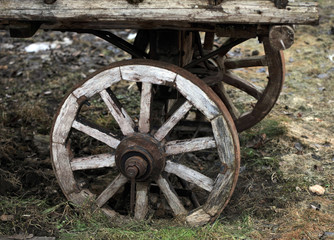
51, 143, 80, 199
203, 115, 238, 216
139, 82, 153, 134
120, 65, 176, 85
96, 174, 128, 207
154, 101, 193, 141
165, 137, 216, 156
100, 89, 135, 136
175, 75, 220, 120
0, 0, 318, 30
164, 160, 214, 192
72, 119, 120, 149
156, 175, 187, 216
186, 208, 211, 226
73, 68, 121, 99
52, 94, 78, 144
70, 153, 116, 171
134, 182, 149, 220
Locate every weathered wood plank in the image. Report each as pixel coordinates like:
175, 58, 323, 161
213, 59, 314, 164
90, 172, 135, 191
52, 93, 79, 144
134, 182, 149, 220
51, 143, 80, 199
154, 101, 193, 141
100, 89, 135, 136
203, 115, 238, 216
120, 65, 176, 85
175, 75, 220, 120
138, 82, 153, 134
156, 175, 187, 216
164, 160, 214, 192
0, 0, 318, 29
73, 68, 121, 99
70, 153, 116, 171
96, 174, 128, 207
72, 119, 120, 149
165, 136, 216, 156
186, 208, 211, 226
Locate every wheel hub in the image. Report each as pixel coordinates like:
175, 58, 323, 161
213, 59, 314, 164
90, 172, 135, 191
115, 133, 165, 181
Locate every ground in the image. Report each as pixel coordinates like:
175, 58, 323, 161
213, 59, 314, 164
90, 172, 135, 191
0, 0, 333, 239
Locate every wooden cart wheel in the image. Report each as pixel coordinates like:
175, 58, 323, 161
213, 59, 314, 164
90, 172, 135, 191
51, 59, 240, 226
195, 36, 285, 132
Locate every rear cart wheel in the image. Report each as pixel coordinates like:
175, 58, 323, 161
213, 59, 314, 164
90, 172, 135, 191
189, 35, 285, 132
51, 59, 240, 226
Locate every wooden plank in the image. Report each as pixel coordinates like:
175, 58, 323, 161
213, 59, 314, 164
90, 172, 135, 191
70, 153, 116, 171
0, 0, 318, 28
138, 82, 153, 134
134, 182, 149, 220
96, 174, 128, 207
154, 101, 193, 141
72, 119, 120, 149
164, 160, 214, 192
156, 175, 187, 216
100, 89, 135, 136
165, 136, 216, 155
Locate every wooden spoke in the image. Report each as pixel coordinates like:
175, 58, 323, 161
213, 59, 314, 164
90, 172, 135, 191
156, 175, 187, 216
134, 182, 149, 220
139, 82, 153, 133
70, 153, 116, 171
100, 89, 134, 136
224, 55, 267, 69
165, 160, 214, 192
212, 83, 240, 121
154, 101, 193, 141
222, 71, 263, 100
96, 174, 128, 208
165, 137, 216, 156
72, 119, 120, 149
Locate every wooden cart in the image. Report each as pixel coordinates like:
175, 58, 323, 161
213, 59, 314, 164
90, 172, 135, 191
0, 0, 318, 226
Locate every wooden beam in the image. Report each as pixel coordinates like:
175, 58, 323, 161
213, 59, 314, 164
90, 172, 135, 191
0, 0, 318, 31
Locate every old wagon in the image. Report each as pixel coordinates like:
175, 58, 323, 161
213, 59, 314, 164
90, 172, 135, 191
0, 0, 318, 226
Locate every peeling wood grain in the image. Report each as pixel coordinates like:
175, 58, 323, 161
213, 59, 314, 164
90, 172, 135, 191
165, 136, 216, 155
100, 89, 135, 136
0, 0, 318, 28
164, 160, 214, 192
70, 153, 116, 171
96, 174, 128, 207
156, 175, 187, 216
154, 101, 193, 141
73, 68, 121, 99
72, 119, 120, 149
175, 74, 220, 120
138, 82, 153, 134
52, 93, 78, 144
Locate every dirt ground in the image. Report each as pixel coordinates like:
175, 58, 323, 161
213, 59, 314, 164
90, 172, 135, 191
0, 1, 333, 239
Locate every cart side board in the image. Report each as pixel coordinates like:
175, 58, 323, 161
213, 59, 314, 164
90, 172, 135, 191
0, 0, 318, 31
